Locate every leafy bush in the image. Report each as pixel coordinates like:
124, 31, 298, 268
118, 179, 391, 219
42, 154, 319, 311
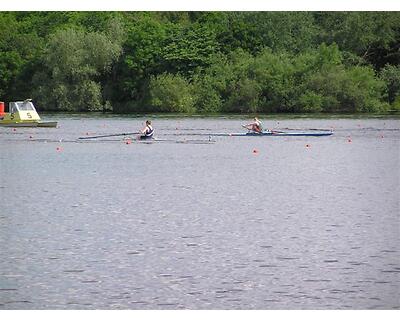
298, 91, 323, 112
192, 74, 222, 113
73, 80, 103, 111
305, 65, 387, 112
345, 66, 386, 112
148, 73, 195, 113
224, 77, 262, 113
379, 64, 400, 104
249, 49, 295, 112
392, 96, 400, 111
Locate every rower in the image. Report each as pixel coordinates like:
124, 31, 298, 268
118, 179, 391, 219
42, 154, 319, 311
139, 120, 154, 140
243, 117, 263, 133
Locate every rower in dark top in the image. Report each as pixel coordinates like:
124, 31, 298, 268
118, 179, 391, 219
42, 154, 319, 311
139, 120, 154, 140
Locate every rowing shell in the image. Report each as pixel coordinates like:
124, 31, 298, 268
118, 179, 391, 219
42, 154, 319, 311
229, 131, 333, 137
164, 130, 333, 137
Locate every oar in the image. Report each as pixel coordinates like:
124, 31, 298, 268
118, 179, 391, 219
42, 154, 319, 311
78, 132, 140, 140
241, 124, 250, 129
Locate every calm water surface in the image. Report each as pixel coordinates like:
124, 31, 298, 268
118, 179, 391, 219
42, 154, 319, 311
0, 116, 399, 309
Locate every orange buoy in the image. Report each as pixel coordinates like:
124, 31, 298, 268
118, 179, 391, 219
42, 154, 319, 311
125, 139, 131, 145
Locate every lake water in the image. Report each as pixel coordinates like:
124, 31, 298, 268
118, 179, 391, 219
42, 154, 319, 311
0, 115, 399, 309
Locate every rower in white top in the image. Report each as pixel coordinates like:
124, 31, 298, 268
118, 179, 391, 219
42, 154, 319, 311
243, 117, 263, 133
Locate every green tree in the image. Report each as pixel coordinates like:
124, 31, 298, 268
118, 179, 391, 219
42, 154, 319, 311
161, 22, 219, 76
0, 12, 44, 101
314, 12, 400, 68
0, 51, 23, 99
34, 25, 122, 111
217, 12, 318, 54
111, 13, 168, 108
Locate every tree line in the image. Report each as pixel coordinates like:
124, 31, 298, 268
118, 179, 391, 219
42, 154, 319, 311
0, 12, 399, 113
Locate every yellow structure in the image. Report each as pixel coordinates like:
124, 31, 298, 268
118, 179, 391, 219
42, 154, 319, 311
0, 99, 57, 127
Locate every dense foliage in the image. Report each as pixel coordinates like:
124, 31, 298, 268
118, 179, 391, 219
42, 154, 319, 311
0, 12, 399, 113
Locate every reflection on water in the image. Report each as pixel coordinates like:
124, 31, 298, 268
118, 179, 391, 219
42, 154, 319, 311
0, 117, 399, 309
